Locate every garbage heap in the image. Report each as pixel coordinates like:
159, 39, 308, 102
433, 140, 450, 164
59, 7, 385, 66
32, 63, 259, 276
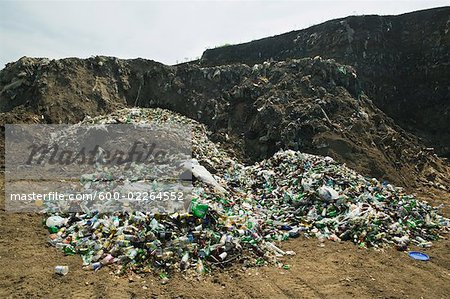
45, 108, 449, 275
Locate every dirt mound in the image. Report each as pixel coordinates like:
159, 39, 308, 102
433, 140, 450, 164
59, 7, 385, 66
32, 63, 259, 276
1, 55, 449, 190
201, 7, 450, 158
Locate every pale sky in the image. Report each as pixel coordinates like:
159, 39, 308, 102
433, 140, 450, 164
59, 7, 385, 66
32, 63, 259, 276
0, 1, 449, 69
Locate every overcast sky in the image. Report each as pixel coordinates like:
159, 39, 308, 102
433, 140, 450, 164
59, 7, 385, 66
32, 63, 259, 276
0, 1, 448, 69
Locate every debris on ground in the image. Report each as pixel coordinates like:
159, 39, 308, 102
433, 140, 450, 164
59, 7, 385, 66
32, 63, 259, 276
45, 108, 449, 276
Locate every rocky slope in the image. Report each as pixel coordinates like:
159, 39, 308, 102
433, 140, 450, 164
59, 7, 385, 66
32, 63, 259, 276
0, 55, 448, 191
201, 7, 450, 157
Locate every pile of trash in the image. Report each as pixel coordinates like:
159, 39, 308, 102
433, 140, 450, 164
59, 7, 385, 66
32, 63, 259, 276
45, 108, 449, 276
227, 150, 449, 249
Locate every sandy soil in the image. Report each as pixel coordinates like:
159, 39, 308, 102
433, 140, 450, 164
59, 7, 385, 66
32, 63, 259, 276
1, 177, 449, 299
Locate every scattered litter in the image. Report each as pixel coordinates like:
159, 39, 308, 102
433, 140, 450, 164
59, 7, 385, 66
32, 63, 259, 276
55, 265, 69, 276
44, 108, 449, 277
408, 251, 430, 261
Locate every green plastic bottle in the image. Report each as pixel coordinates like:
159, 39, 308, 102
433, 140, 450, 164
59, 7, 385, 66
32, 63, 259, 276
191, 199, 209, 218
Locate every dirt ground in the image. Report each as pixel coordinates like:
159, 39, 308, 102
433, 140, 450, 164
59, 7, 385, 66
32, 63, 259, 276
0, 177, 449, 299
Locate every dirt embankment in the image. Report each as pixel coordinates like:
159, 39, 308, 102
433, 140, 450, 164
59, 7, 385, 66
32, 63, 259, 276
1, 56, 449, 190
201, 7, 450, 158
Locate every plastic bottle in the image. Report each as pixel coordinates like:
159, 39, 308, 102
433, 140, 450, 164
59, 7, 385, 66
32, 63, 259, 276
196, 259, 205, 274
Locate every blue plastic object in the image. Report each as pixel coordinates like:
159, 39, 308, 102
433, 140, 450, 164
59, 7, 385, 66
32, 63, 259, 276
408, 251, 430, 261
